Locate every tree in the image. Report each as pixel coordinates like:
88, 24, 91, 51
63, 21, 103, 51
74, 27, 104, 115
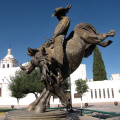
9, 72, 26, 109
20, 68, 45, 98
62, 77, 70, 93
9, 68, 45, 105
93, 46, 107, 81
75, 79, 89, 108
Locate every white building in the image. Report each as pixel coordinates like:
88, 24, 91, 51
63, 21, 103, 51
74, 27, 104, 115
0, 49, 35, 106
110, 73, 120, 80
0, 49, 120, 107
69, 70, 120, 104
86, 80, 120, 103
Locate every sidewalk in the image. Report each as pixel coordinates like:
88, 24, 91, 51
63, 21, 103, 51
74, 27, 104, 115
80, 115, 119, 120
80, 115, 101, 120
0, 116, 5, 120
68, 111, 120, 120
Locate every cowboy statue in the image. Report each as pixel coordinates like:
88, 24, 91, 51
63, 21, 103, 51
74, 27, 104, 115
19, 5, 115, 113
20, 5, 71, 80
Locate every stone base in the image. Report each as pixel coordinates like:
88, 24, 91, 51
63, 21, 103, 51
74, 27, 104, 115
5, 109, 68, 120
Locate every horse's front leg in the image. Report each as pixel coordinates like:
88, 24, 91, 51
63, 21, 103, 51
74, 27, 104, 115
19, 64, 36, 74
35, 90, 51, 113
27, 88, 48, 111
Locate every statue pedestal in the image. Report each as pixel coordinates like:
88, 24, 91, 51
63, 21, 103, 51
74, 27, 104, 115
5, 109, 68, 120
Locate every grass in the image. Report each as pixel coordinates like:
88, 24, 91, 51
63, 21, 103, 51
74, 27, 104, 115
0, 108, 7, 116
0, 108, 15, 116
0, 112, 5, 116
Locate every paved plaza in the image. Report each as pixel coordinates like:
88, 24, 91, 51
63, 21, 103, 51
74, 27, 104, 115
0, 102, 120, 120
73, 102, 120, 120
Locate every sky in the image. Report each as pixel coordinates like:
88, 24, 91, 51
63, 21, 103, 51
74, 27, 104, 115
0, 0, 120, 80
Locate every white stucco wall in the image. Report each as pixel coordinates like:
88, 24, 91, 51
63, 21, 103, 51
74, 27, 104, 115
0, 63, 119, 106
0, 67, 36, 106
86, 80, 120, 103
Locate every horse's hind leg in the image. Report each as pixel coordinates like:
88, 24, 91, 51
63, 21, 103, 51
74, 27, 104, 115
99, 30, 115, 40
81, 30, 115, 44
92, 30, 115, 42
52, 83, 71, 108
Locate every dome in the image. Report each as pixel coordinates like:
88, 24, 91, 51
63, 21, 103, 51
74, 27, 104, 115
0, 49, 18, 68
4, 49, 14, 60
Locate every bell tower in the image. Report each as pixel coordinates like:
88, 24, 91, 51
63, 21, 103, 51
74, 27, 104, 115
0, 49, 18, 68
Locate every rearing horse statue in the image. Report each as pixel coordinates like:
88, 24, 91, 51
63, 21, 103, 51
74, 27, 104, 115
20, 6, 115, 113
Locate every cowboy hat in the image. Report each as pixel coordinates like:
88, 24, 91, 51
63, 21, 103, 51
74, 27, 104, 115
52, 5, 71, 17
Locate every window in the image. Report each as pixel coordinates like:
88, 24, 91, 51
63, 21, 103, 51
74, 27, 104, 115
0, 84, 2, 97
103, 89, 106, 98
91, 89, 93, 99
107, 88, 110, 98
99, 89, 101, 98
7, 64, 9, 68
74, 93, 81, 98
111, 88, 114, 98
95, 89, 97, 99
2, 64, 5, 68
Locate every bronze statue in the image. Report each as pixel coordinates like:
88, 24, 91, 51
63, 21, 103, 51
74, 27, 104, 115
20, 5, 115, 113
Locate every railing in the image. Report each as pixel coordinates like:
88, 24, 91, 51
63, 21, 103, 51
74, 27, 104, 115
0, 109, 21, 112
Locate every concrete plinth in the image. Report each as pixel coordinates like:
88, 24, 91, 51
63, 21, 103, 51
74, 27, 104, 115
5, 109, 68, 120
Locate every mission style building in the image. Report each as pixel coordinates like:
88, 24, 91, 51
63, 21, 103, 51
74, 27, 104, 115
0, 49, 120, 107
